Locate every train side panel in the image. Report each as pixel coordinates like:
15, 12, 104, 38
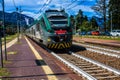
26, 9, 73, 49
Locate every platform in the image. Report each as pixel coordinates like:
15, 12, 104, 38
1, 36, 83, 80
73, 36, 120, 48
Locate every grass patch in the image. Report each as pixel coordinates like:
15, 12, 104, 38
3, 60, 11, 64
7, 51, 17, 55
16, 41, 22, 44
2, 34, 18, 44
74, 35, 120, 41
0, 68, 10, 77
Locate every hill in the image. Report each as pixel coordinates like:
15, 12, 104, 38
0, 11, 34, 26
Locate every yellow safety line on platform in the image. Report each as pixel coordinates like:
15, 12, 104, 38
25, 36, 58, 80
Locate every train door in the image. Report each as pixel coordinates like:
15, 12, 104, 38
36, 23, 42, 39
31, 27, 35, 38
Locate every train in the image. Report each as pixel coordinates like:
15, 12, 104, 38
26, 9, 73, 49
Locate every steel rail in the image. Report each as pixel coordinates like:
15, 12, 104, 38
73, 42, 120, 58
50, 51, 97, 80
73, 42, 120, 53
71, 52, 120, 75
87, 48, 120, 58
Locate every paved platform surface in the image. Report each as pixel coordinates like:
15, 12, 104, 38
73, 36, 120, 48
1, 36, 83, 80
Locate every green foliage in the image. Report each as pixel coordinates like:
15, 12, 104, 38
0, 68, 10, 76
76, 10, 84, 26
90, 17, 98, 31
70, 9, 99, 32
80, 21, 91, 32
81, 35, 120, 41
108, 0, 120, 30
2, 33, 17, 44
70, 15, 75, 27
91, 0, 108, 32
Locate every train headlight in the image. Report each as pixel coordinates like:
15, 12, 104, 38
47, 38, 51, 42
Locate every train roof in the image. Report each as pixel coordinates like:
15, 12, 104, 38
45, 9, 65, 13
45, 9, 68, 18
26, 9, 68, 29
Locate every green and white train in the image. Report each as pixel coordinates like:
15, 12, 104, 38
26, 9, 73, 49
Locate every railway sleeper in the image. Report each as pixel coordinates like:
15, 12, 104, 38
74, 63, 88, 65
86, 70, 105, 73
82, 67, 101, 70
96, 75, 119, 79
91, 72, 114, 76
78, 61, 92, 64
78, 65, 97, 68
76, 63, 92, 66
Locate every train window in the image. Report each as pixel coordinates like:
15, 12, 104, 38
36, 23, 40, 31
30, 30, 32, 34
49, 16, 67, 19
41, 18, 46, 29
32, 28, 35, 36
51, 21, 68, 24
32, 28, 33, 34
34, 30, 35, 35
31, 28, 35, 35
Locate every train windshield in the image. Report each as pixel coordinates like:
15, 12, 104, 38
49, 16, 67, 19
51, 21, 67, 24
48, 16, 68, 26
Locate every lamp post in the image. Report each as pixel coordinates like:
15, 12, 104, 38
2, 0, 7, 60
0, 21, 3, 68
0, 0, 7, 68
110, 12, 112, 32
74, 16, 77, 34
110, 9, 118, 32
19, 7, 23, 36
16, 7, 20, 42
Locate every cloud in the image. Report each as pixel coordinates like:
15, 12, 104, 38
22, 11, 36, 18
37, 0, 47, 5
75, 5, 94, 12
3, 0, 96, 18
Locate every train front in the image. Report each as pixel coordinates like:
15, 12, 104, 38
45, 10, 72, 49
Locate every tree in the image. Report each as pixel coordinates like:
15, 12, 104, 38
108, 0, 120, 30
90, 17, 98, 31
76, 9, 84, 30
80, 21, 91, 32
80, 15, 92, 32
91, 0, 108, 32
83, 15, 88, 22
70, 15, 75, 27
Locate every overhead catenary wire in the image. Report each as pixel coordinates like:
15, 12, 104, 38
66, 0, 85, 10
41, 0, 52, 12
12, 0, 18, 10
33, 0, 84, 19
33, 0, 52, 19
65, 0, 78, 9
36, 0, 49, 14
33, 0, 50, 18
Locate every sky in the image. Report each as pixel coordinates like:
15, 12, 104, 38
0, 0, 96, 19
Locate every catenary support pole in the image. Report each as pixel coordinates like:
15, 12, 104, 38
0, 28, 3, 68
2, 0, 7, 60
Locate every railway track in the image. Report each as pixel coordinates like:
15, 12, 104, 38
30, 37, 120, 80
71, 43, 120, 70
73, 42, 120, 58
48, 50, 120, 80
